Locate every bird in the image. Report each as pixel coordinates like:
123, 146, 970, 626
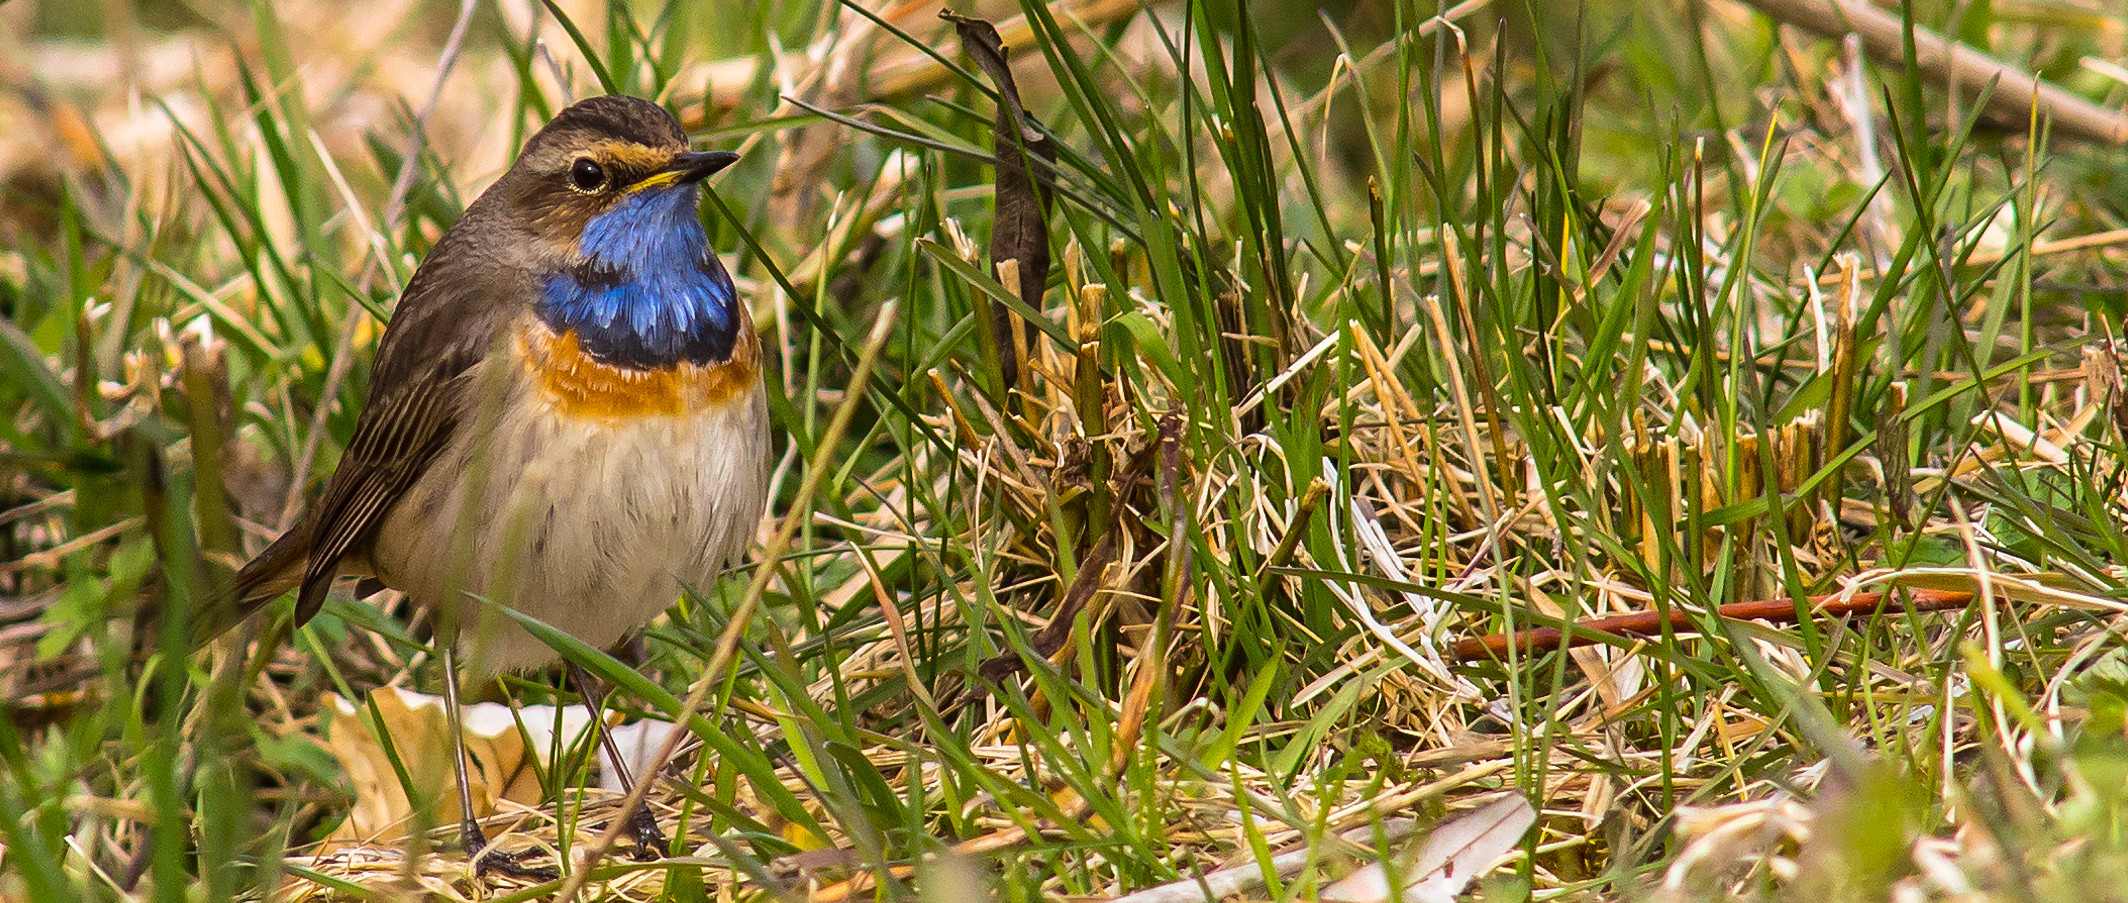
216, 95, 771, 877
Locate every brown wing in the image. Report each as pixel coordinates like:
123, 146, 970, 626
288, 352, 479, 624
226, 231, 522, 631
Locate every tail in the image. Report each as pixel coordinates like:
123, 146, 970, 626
189, 526, 310, 646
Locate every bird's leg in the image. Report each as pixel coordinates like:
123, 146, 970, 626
441, 646, 559, 881
566, 662, 668, 861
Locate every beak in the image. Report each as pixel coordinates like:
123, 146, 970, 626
673, 150, 741, 183
630, 150, 741, 192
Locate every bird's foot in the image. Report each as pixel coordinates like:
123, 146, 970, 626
464, 819, 560, 882
620, 802, 668, 861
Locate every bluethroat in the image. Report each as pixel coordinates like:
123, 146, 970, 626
219, 95, 770, 876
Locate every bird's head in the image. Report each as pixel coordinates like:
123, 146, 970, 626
499, 95, 738, 264
490, 96, 744, 369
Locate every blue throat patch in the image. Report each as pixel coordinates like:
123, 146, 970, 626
537, 185, 739, 369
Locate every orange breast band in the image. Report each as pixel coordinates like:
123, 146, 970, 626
519, 321, 757, 418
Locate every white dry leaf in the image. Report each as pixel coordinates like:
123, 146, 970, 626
319, 687, 621, 847
1103, 820, 1419, 903
1329, 488, 1483, 702
1320, 795, 1536, 903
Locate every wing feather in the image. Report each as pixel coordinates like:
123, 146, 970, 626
284, 240, 522, 626
217, 196, 532, 640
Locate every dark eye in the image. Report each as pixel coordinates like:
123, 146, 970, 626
569, 158, 607, 192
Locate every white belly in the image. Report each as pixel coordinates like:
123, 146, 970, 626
372, 368, 769, 675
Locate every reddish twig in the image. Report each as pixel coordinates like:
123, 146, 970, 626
1450, 588, 1977, 663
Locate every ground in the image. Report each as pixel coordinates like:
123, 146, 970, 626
4, 0, 2128, 900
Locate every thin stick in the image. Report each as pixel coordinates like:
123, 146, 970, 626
382, 0, 480, 227
1449, 588, 1976, 663
1741, 0, 2128, 146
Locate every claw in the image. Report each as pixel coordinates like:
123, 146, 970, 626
464, 820, 561, 882
471, 845, 562, 882
623, 803, 667, 861
565, 663, 671, 863
444, 648, 562, 882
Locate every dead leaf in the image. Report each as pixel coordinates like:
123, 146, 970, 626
316, 687, 606, 851
943, 9, 1056, 391
1321, 794, 1536, 903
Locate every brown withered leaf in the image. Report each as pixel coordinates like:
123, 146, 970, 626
943, 9, 1056, 391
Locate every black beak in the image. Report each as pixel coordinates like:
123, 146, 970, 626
672, 150, 740, 184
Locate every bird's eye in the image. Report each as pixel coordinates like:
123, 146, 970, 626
569, 158, 607, 192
